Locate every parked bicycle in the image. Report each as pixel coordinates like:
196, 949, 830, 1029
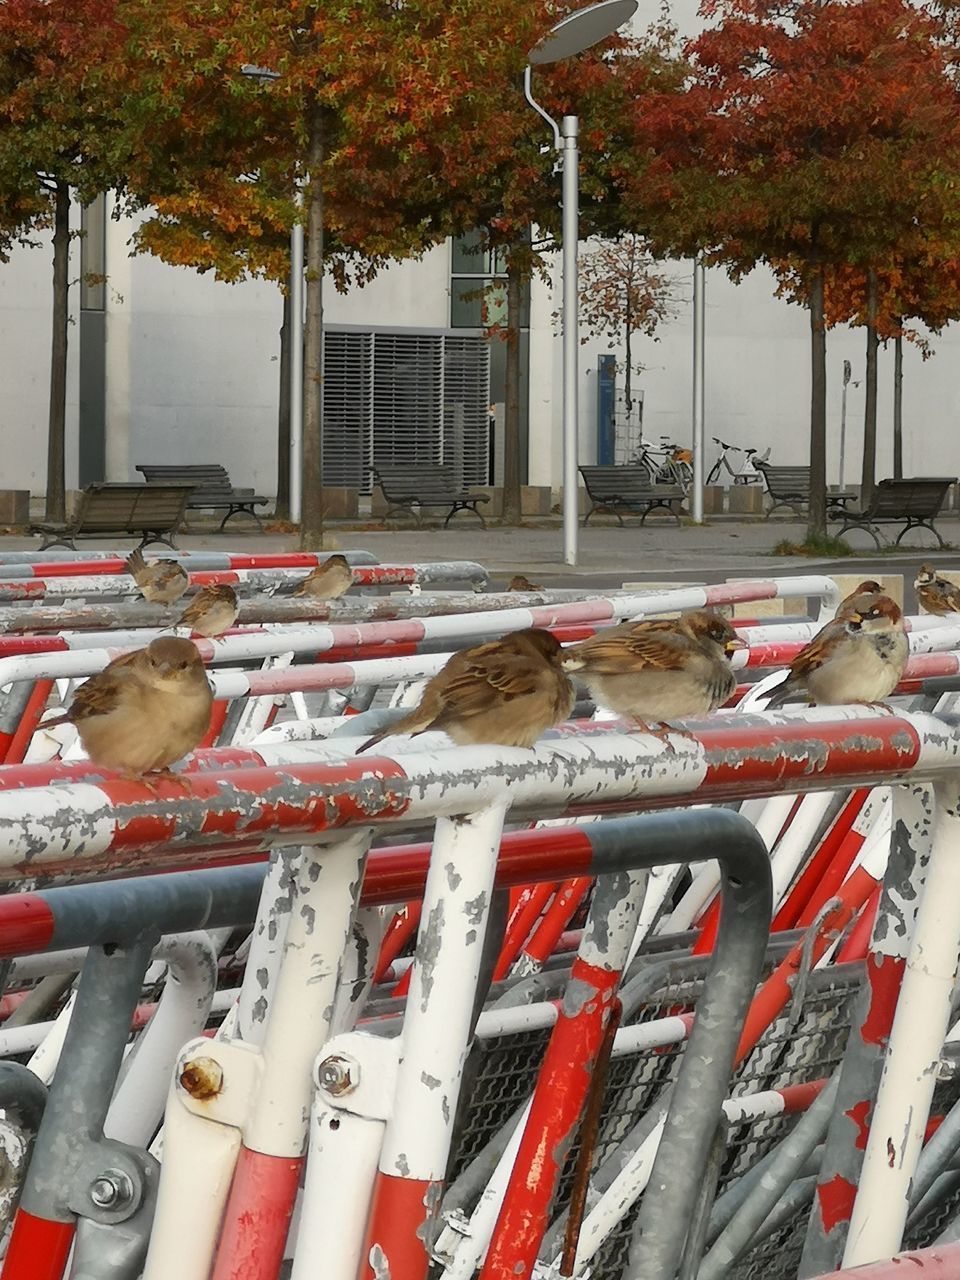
633, 437, 694, 491
706, 437, 770, 486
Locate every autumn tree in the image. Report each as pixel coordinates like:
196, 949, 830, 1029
623, 0, 960, 539
0, 0, 136, 520
577, 234, 675, 418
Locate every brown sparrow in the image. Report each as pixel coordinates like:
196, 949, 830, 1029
560, 610, 745, 721
358, 628, 574, 752
294, 555, 354, 600
836, 580, 883, 618
47, 637, 212, 777
508, 575, 544, 592
125, 548, 189, 606
177, 585, 239, 638
915, 563, 960, 615
770, 595, 908, 705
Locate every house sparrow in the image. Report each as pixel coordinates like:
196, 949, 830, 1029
358, 628, 574, 752
178, 584, 239, 637
836, 580, 883, 618
125, 548, 189, 606
560, 610, 745, 721
508, 575, 544, 592
45, 637, 212, 777
915, 563, 960, 615
293, 554, 354, 600
768, 595, 907, 706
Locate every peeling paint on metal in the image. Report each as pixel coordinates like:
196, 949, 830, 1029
368, 1243, 392, 1280
444, 861, 462, 892
416, 899, 444, 1012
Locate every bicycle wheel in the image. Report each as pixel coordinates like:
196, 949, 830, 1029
706, 460, 723, 485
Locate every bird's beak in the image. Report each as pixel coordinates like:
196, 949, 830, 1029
561, 654, 584, 671
847, 612, 863, 625
725, 637, 747, 654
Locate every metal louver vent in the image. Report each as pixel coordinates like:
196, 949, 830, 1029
322, 330, 373, 489
321, 326, 491, 494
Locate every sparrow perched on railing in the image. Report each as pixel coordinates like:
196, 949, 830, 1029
836, 580, 883, 618
177, 585, 239, 638
358, 628, 574, 752
124, 548, 189, 606
560, 610, 745, 721
915, 564, 960, 615
507, 574, 544, 592
768, 595, 907, 706
45, 637, 212, 778
293, 554, 354, 600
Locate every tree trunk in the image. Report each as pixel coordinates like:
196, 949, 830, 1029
860, 268, 879, 506
807, 263, 828, 541
893, 329, 903, 480
300, 101, 324, 550
275, 289, 291, 521
502, 256, 523, 525
46, 181, 71, 522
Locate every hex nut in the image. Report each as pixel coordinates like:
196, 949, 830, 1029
89, 1170, 133, 1209
317, 1053, 359, 1096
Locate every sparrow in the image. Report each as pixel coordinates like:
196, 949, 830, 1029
915, 563, 960, 615
508, 575, 544, 592
124, 548, 189, 606
560, 610, 745, 721
294, 554, 354, 600
358, 628, 574, 752
768, 595, 907, 706
45, 637, 212, 778
177, 584, 239, 638
836, 580, 883, 618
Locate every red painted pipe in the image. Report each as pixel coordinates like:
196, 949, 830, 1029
492, 881, 557, 982
804, 1242, 960, 1278
836, 884, 882, 965
2, 1209, 75, 1280
209, 1146, 302, 1280
374, 902, 422, 985
773, 790, 870, 931
736, 867, 878, 1063
513, 877, 593, 973
480, 957, 621, 1280
4, 679, 55, 765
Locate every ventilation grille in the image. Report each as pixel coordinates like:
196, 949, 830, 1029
322, 328, 491, 493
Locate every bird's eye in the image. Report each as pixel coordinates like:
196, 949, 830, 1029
179, 660, 188, 670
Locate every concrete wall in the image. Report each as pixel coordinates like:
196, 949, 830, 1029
3, 199, 960, 500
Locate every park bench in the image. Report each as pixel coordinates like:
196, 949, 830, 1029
30, 482, 192, 551
136, 463, 269, 530
832, 477, 956, 548
579, 465, 685, 526
373, 463, 490, 527
754, 461, 857, 519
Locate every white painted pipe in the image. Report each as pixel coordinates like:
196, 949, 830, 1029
844, 777, 960, 1266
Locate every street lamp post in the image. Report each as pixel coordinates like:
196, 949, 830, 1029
241, 64, 303, 525
525, 0, 638, 567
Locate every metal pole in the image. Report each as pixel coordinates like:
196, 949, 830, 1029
289, 202, 304, 525
692, 256, 705, 523
562, 115, 580, 567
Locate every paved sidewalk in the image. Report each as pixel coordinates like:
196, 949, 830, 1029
2, 516, 957, 588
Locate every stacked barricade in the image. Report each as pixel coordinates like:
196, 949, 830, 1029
1, 548, 960, 1278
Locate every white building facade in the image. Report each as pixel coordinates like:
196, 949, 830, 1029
2, 190, 960, 504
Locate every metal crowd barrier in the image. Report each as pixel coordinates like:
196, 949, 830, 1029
1, 564, 960, 1280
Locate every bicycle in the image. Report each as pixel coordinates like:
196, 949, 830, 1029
634, 437, 694, 492
705, 438, 770, 486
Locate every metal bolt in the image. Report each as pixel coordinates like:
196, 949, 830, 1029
317, 1053, 359, 1096
89, 1170, 133, 1210
179, 1055, 224, 1100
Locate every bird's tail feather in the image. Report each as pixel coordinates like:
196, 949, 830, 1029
125, 548, 146, 578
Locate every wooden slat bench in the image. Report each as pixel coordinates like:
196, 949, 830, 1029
832, 477, 956, 548
754, 462, 857, 519
579, 465, 685, 526
373, 464, 490, 528
30, 483, 192, 551
137, 464, 269, 530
